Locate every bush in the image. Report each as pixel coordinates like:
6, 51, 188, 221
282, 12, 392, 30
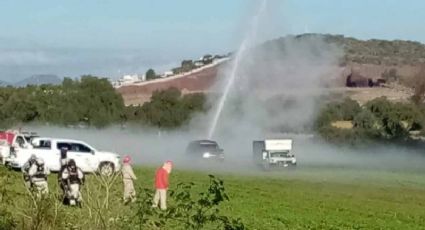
129, 88, 206, 129
0, 168, 16, 230
316, 96, 425, 143
122, 175, 245, 230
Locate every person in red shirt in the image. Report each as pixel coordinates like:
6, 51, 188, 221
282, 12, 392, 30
152, 160, 173, 210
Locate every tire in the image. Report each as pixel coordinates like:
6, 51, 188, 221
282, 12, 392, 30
98, 162, 115, 176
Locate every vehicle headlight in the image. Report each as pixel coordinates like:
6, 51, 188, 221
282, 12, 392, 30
292, 159, 296, 164
202, 152, 211, 158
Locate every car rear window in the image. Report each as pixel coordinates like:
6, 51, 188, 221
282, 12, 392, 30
34, 140, 52, 149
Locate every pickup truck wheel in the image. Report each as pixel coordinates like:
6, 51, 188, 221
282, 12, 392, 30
98, 162, 115, 176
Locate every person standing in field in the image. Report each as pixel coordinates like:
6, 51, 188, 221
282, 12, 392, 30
152, 160, 173, 210
58, 147, 69, 198
28, 157, 50, 196
122, 155, 137, 204
61, 159, 85, 207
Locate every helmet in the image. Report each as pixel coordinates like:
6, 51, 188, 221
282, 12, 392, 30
30, 154, 37, 160
36, 158, 44, 165
123, 155, 131, 164
68, 159, 76, 168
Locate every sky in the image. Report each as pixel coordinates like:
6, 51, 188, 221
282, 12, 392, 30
0, 0, 424, 82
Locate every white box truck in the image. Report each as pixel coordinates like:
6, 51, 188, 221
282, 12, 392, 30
253, 139, 296, 170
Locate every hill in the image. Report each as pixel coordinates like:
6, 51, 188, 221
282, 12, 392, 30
15, 74, 62, 87
0, 80, 10, 87
117, 34, 425, 105
277, 34, 425, 65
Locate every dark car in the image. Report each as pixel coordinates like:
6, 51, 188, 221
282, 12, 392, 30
185, 140, 224, 161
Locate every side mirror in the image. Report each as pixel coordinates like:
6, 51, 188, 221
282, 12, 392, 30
91, 150, 95, 155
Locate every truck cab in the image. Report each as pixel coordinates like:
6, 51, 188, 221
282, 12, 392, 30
186, 140, 225, 162
253, 139, 296, 170
0, 131, 38, 165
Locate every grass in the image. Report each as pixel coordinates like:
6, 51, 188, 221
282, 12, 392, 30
1, 166, 425, 229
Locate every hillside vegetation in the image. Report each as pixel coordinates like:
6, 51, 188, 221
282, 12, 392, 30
265, 34, 425, 66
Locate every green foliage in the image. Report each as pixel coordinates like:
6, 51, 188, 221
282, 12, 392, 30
0, 76, 125, 128
123, 175, 245, 230
202, 54, 213, 65
128, 88, 206, 128
1, 167, 425, 229
168, 175, 245, 230
316, 97, 425, 143
20, 195, 65, 230
145, 69, 158, 80
181, 60, 196, 72
0, 168, 17, 230
365, 98, 423, 139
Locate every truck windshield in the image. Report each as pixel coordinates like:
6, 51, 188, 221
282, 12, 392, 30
199, 143, 219, 151
270, 151, 290, 158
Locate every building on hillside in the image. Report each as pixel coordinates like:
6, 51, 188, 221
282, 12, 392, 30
158, 71, 173, 78
114, 74, 142, 87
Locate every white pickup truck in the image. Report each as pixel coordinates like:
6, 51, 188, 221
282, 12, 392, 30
8, 137, 121, 175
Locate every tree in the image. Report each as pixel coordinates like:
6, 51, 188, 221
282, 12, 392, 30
202, 54, 213, 64
411, 64, 425, 105
135, 88, 206, 128
0, 75, 125, 128
181, 60, 195, 72
364, 97, 413, 139
145, 69, 157, 80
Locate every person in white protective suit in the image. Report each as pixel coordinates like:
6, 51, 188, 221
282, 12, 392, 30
61, 159, 85, 207
28, 157, 50, 196
22, 154, 37, 189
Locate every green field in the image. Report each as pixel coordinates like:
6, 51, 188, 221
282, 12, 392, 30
1, 166, 425, 229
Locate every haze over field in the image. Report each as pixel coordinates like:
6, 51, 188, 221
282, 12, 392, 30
14, 0, 425, 176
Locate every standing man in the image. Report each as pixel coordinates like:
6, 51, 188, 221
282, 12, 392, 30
121, 155, 137, 204
58, 147, 69, 198
59, 147, 69, 167
28, 158, 50, 196
152, 161, 173, 210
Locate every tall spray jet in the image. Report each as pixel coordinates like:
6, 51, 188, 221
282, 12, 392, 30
207, 0, 268, 139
